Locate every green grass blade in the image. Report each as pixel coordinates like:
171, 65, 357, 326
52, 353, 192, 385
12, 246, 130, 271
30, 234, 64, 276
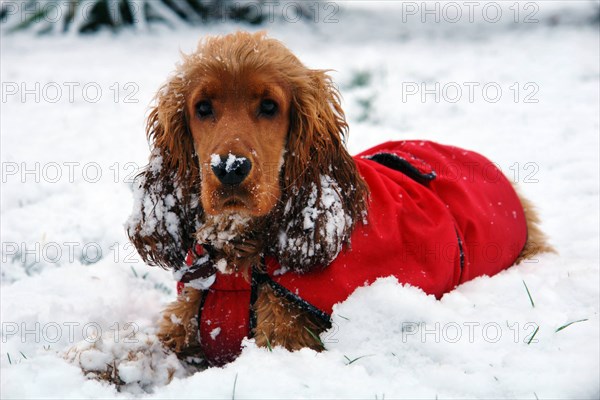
556, 319, 588, 332
344, 354, 374, 365
232, 372, 238, 400
526, 326, 539, 345
522, 280, 535, 308
303, 326, 324, 348
261, 331, 272, 352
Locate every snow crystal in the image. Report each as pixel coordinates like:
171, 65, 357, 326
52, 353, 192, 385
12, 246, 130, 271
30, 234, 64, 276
164, 211, 180, 238
215, 258, 228, 274
273, 265, 290, 276
209, 327, 221, 340
118, 361, 144, 384
172, 254, 209, 281
148, 150, 163, 173
169, 313, 182, 325
164, 194, 176, 208
209, 153, 248, 173
172, 254, 216, 290
210, 153, 221, 168
225, 154, 247, 172
186, 274, 216, 290
77, 348, 112, 372
278, 149, 286, 172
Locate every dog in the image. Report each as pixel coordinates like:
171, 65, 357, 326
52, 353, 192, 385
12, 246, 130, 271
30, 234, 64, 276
127, 31, 553, 366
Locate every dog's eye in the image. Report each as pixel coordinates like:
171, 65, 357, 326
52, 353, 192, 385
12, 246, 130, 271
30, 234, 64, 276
196, 100, 213, 119
259, 99, 278, 117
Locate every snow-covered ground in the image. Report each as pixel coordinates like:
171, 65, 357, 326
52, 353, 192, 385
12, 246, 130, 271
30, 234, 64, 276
1, 1, 599, 398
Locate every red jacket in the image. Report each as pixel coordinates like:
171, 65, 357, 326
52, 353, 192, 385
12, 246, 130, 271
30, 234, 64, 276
178, 141, 527, 365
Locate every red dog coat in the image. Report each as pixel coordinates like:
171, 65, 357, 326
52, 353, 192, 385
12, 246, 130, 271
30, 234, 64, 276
178, 140, 527, 365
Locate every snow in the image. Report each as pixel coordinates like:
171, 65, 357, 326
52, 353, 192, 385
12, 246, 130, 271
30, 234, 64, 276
275, 173, 353, 267
297, 174, 350, 258
172, 253, 215, 291
225, 154, 247, 173
196, 213, 251, 251
209, 327, 221, 341
210, 153, 249, 174
184, 273, 215, 292
1, 1, 599, 398
126, 148, 186, 245
63, 329, 189, 393
209, 153, 221, 168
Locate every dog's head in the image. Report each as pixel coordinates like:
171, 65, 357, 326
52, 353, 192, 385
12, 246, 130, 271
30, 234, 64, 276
128, 31, 368, 273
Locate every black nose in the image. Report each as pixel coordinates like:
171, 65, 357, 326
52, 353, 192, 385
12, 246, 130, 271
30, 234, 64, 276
211, 154, 252, 186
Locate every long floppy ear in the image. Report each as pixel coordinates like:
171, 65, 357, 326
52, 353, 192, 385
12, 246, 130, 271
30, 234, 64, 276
273, 69, 369, 271
126, 76, 202, 270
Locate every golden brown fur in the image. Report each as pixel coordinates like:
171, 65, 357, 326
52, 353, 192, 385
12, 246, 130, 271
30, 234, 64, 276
129, 31, 554, 360
129, 31, 368, 274
253, 285, 327, 351
157, 286, 203, 355
513, 187, 557, 264
130, 31, 369, 359
158, 283, 325, 357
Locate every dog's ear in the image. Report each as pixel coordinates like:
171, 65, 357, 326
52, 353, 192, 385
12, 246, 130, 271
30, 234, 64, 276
127, 77, 201, 270
274, 69, 369, 272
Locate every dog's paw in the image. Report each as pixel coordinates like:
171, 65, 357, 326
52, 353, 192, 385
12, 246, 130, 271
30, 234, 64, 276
157, 318, 190, 354
64, 330, 189, 392
157, 287, 203, 356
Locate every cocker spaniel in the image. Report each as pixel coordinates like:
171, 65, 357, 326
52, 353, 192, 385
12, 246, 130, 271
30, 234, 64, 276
127, 31, 553, 366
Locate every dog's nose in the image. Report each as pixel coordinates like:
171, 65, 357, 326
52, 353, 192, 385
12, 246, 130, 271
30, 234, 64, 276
211, 154, 252, 186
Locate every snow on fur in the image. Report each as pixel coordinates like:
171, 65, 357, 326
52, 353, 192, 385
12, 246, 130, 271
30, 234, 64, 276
63, 330, 189, 394
277, 174, 352, 266
125, 149, 185, 246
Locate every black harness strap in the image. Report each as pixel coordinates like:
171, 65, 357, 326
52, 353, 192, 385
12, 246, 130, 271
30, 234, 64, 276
366, 152, 436, 184
248, 267, 266, 338
248, 260, 332, 339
